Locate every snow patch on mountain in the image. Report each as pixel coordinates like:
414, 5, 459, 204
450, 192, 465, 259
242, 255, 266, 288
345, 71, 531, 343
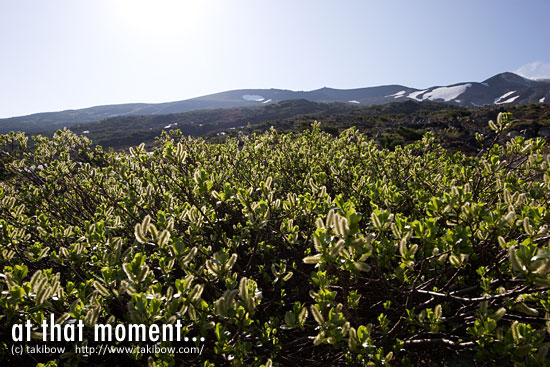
408, 90, 428, 101
242, 95, 265, 102
348, 100, 360, 104
495, 95, 519, 105
540, 97, 546, 103
422, 84, 472, 102
262, 99, 272, 104
385, 90, 406, 98
494, 91, 516, 104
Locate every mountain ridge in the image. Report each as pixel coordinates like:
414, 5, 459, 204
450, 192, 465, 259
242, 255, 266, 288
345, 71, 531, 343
1, 72, 549, 134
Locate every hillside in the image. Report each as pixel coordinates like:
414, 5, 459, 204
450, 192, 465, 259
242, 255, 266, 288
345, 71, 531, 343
66, 99, 359, 148
58, 100, 550, 153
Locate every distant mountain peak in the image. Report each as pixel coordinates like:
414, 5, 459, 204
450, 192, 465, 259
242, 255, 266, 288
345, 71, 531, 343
483, 72, 533, 86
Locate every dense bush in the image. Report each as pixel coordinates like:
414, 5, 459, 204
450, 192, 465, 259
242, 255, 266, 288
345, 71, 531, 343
1, 116, 550, 366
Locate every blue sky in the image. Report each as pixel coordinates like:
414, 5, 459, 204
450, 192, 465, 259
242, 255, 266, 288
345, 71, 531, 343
1, 0, 549, 118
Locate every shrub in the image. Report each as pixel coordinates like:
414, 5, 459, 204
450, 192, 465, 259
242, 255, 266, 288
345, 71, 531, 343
1, 117, 550, 366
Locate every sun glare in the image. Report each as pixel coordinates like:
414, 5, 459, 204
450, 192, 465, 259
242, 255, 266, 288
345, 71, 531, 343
111, 0, 204, 37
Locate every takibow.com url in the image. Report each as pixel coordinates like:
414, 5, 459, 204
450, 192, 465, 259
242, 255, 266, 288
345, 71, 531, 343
14, 344, 204, 355
76, 344, 205, 355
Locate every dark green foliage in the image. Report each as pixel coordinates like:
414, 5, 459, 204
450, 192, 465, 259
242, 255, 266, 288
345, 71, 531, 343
68, 101, 550, 153
6, 100, 550, 155
1, 116, 550, 366
395, 126, 425, 141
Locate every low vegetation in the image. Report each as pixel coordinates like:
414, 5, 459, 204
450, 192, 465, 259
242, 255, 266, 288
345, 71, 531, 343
1, 114, 550, 366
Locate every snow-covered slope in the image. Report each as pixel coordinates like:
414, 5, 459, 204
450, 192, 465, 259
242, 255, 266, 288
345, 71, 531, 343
401, 73, 548, 107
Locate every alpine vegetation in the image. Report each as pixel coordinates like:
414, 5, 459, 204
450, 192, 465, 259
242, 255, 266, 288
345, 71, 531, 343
1, 115, 550, 366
